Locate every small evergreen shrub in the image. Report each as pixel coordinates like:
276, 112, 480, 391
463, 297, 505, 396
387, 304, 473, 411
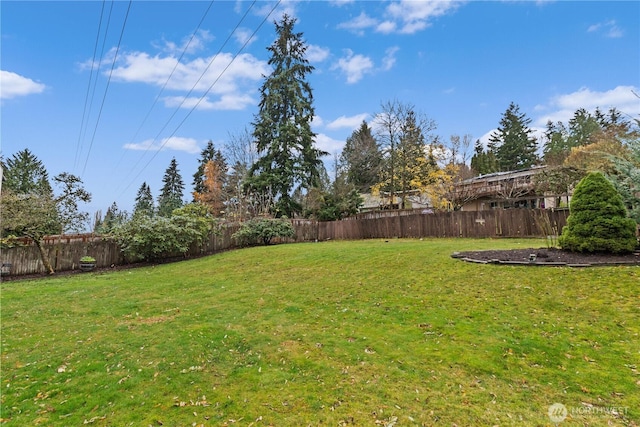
232, 218, 295, 246
559, 172, 637, 254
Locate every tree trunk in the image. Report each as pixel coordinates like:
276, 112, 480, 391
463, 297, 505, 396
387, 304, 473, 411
34, 238, 55, 275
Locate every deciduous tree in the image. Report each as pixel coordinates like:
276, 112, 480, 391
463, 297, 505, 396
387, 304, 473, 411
193, 160, 226, 217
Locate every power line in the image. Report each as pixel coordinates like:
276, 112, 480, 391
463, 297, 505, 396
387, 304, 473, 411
73, 0, 106, 172
123, 0, 216, 152
116, 0, 280, 199
80, 0, 133, 177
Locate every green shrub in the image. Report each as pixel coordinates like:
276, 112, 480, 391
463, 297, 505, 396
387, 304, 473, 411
113, 203, 216, 262
80, 256, 96, 263
232, 218, 295, 246
559, 171, 637, 253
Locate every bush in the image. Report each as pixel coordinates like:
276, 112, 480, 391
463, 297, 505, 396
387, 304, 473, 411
232, 218, 295, 246
80, 256, 96, 263
559, 172, 637, 253
113, 203, 216, 262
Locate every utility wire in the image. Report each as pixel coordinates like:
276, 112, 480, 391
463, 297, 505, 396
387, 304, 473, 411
124, 0, 216, 151
74, 0, 106, 172
117, 0, 279, 199
79, 0, 115, 162
110, 0, 215, 187
81, 0, 133, 177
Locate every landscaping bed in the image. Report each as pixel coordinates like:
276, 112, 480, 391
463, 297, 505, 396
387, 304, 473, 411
454, 247, 640, 266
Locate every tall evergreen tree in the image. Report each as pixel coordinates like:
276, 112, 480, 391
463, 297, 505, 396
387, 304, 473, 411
192, 141, 227, 200
95, 202, 127, 233
157, 158, 185, 217
1, 148, 53, 196
470, 139, 497, 175
566, 108, 601, 148
134, 182, 154, 216
248, 14, 327, 217
488, 102, 538, 171
542, 120, 569, 166
339, 121, 382, 193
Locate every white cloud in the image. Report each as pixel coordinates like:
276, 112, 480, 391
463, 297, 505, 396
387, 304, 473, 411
534, 85, 640, 126
233, 27, 256, 46
588, 20, 623, 38
337, 12, 378, 35
386, 0, 462, 34
111, 51, 267, 93
326, 113, 369, 130
332, 49, 374, 84
329, 0, 355, 6
95, 45, 268, 111
382, 46, 399, 71
157, 30, 213, 56
314, 133, 345, 155
163, 93, 254, 111
124, 136, 201, 154
376, 21, 397, 34
312, 115, 325, 127
307, 44, 330, 63
0, 70, 46, 99
338, 1, 462, 35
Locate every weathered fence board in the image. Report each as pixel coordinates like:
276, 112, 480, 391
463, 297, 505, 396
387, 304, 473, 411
1, 209, 570, 277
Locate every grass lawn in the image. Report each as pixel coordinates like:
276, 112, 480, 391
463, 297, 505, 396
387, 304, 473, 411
1, 238, 638, 426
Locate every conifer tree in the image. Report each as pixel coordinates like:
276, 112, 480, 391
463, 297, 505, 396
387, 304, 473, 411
133, 182, 154, 216
559, 172, 637, 253
192, 141, 227, 200
248, 14, 327, 217
157, 158, 185, 217
488, 102, 538, 171
1, 148, 53, 196
339, 121, 381, 193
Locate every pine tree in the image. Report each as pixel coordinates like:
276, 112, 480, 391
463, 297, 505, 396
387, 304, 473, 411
133, 182, 154, 216
339, 121, 382, 193
157, 158, 185, 217
489, 102, 538, 171
248, 14, 327, 217
1, 148, 53, 196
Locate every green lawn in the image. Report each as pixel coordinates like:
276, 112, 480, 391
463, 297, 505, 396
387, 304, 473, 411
1, 238, 638, 426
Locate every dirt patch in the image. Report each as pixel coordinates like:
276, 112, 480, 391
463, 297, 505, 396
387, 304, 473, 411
453, 248, 640, 267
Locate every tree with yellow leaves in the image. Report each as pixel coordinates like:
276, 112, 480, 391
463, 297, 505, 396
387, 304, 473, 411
193, 160, 226, 217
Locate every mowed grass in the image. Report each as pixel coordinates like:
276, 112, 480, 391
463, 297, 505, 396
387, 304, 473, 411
1, 238, 638, 426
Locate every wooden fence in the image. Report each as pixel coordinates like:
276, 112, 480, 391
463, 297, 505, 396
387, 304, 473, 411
317, 209, 570, 240
1, 209, 569, 277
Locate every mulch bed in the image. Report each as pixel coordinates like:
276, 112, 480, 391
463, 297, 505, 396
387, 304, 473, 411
453, 248, 640, 267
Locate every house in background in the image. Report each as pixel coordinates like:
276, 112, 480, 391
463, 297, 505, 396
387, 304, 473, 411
451, 166, 573, 211
359, 191, 432, 212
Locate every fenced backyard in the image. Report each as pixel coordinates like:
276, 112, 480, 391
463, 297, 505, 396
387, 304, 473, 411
1, 208, 569, 276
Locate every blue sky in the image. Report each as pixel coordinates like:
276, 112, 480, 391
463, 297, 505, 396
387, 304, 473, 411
2, 0, 639, 216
